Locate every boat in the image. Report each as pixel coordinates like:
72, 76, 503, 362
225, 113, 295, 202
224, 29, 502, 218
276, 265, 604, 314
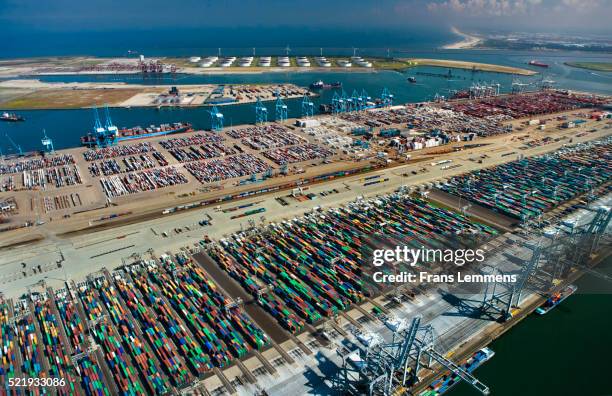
528, 60, 549, 68
407, 76, 417, 83
1, 112, 25, 122
310, 80, 342, 90
419, 348, 495, 396
535, 284, 577, 315
80, 122, 193, 147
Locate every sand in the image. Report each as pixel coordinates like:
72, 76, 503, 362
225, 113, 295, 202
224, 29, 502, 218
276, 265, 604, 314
442, 27, 483, 50
403, 58, 537, 76
0, 80, 309, 109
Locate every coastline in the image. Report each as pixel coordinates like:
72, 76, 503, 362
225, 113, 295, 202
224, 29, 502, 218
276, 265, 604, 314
442, 27, 483, 50
564, 61, 612, 72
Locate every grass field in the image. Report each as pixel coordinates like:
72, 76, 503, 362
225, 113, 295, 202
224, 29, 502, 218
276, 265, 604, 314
564, 62, 612, 72
371, 59, 416, 71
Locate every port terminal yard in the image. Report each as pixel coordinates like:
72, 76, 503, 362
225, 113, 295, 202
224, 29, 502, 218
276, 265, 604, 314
0, 79, 311, 110
0, 89, 611, 395
1, 157, 609, 395
0, 90, 609, 236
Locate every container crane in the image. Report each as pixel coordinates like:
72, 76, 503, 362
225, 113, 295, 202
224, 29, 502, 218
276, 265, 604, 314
381, 87, 394, 107
275, 96, 288, 122
360, 89, 371, 110
331, 91, 342, 114
255, 97, 268, 125
301, 94, 314, 118
350, 89, 361, 112
41, 129, 54, 154
88, 105, 118, 148
5, 133, 23, 156
209, 106, 224, 132
511, 78, 530, 94
336, 316, 490, 395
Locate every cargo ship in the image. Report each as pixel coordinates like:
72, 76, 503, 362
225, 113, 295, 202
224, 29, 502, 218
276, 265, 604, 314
80, 122, 193, 147
310, 80, 342, 90
535, 284, 577, 315
1, 112, 25, 122
419, 348, 495, 396
528, 60, 549, 68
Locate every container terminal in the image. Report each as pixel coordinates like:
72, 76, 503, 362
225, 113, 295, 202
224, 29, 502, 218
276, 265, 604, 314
0, 87, 611, 395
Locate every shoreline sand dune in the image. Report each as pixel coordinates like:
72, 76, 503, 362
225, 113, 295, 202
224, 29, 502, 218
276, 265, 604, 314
443, 27, 483, 50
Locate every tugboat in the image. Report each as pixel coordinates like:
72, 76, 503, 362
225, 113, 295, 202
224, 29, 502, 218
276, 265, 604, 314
1, 112, 25, 122
310, 80, 342, 90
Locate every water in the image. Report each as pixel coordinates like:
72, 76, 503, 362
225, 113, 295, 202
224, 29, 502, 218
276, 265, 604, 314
0, 67, 528, 152
3, 51, 611, 154
1, 27, 455, 58
449, 257, 612, 396
1, 26, 612, 395
1, 25, 611, 152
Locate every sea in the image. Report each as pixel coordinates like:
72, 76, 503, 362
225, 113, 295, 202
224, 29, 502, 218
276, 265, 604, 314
449, 258, 612, 396
1, 28, 612, 395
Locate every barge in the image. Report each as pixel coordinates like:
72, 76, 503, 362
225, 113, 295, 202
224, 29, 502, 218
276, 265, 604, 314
535, 284, 577, 315
310, 80, 342, 90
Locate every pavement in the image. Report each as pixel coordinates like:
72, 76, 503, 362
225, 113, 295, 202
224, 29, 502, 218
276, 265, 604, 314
1, 125, 610, 298
0, 116, 610, 395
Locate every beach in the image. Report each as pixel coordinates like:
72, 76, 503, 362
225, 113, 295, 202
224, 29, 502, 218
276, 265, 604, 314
443, 27, 483, 49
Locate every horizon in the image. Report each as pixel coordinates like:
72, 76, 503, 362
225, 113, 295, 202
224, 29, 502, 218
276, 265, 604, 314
2, 0, 611, 34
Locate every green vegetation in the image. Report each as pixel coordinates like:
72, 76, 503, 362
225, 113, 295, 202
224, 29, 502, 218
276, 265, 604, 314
565, 62, 612, 72
371, 58, 417, 71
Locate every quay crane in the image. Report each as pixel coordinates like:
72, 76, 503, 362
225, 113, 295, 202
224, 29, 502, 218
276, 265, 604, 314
511, 78, 531, 94
5, 133, 23, 156
255, 97, 268, 125
381, 87, 394, 107
330, 88, 392, 114
86, 104, 118, 148
301, 94, 314, 118
335, 316, 490, 395
41, 129, 55, 154
275, 95, 288, 122
208, 106, 224, 132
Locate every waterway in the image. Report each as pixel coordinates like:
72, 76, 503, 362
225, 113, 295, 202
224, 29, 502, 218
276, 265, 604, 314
2, 48, 611, 153
449, 257, 612, 396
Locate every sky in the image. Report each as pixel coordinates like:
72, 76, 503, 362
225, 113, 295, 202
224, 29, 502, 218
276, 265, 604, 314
1, 0, 610, 34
